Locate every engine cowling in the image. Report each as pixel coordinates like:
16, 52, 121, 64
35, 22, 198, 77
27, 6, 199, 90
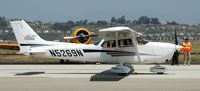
72, 28, 92, 44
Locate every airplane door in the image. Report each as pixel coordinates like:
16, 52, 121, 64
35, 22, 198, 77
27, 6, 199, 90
138, 43, 156, 63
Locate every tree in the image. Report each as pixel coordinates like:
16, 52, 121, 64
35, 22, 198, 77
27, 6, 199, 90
97, 20, 107, 25
65, 20, 75, 28
150, 18, 160, 24
138, 16, 150, 24
0, 17, 7, 27
75, 20, 84, 26
167, 21, 179, 25
83, 19, 88, 25
88, 21, 96, 25
75, 20, 88, 26
111, 17, 117, 23
126, 20, 131, 24
51, 22, 65, 31
117, 16, 126, 24
132, 20, 138, 24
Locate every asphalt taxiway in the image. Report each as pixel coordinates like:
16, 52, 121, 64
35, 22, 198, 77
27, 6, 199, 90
0, 65, 200, 91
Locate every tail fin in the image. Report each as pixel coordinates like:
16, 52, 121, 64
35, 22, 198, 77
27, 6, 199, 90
10, 20, 46, 54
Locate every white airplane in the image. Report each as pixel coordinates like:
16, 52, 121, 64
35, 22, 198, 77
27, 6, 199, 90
10, 20, 182, 75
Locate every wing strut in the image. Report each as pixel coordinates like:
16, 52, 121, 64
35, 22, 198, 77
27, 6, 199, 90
132, 34, 142, 62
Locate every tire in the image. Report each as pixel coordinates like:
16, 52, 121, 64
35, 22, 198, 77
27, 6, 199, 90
157, 72, 164, 74
60, 59, 65, 64
118, 73, 128, 76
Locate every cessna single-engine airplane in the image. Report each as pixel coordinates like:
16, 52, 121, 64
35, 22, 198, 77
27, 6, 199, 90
10, 20, 182, 75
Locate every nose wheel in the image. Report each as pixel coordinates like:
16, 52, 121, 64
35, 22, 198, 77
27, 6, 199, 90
150, 64, 166, 74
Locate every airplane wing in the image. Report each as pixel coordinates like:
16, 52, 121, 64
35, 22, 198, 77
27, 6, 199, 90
99, 27, 139, 40
99, 27, 142, 62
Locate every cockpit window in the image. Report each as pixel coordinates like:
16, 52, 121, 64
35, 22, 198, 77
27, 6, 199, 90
137, 37, 149, 45
118, 39, 133, 47
101, 40, 116, 48
94, 40, 101, 45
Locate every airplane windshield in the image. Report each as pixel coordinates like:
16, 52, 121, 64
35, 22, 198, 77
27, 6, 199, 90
94, 40, 102, 45
137, 37, 149, 45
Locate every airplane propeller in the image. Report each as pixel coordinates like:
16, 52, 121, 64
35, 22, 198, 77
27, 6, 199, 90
175, 29, 178, 45
174, 29, 183, 50
172, 28, 180, 65
76, 31, 90, 43
64, 32, 98, 43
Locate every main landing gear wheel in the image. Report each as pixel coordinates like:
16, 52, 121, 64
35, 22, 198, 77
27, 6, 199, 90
118, 73, 128, 76
124, 63, 134, 73
150, 64, 166, 74
60, 59, 69, 64
110, 63, 134, 76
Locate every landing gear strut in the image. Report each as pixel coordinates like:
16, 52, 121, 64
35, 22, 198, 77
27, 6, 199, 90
150, 64, 166, 74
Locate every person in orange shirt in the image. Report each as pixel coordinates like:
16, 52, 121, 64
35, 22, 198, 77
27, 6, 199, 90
182, 38, 192, 66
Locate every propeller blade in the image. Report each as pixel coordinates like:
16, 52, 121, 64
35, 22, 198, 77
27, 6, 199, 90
79, 32, 98, 38
175, 29, 178, 45
172, 28, 181, 65
89, 32, 98, 37
64, 31, 98, 44
64, 36, 77, 40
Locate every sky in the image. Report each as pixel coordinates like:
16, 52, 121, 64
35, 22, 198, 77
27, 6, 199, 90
0, 0, 200, 24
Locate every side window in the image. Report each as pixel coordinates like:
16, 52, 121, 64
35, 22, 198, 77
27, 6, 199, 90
102, 40, 116, 48
118, 39, 133, 47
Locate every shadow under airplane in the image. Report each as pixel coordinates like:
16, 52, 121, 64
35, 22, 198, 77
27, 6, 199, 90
15, 70, 168, 81
89, 70, 129, 81
15, 72, 45, 76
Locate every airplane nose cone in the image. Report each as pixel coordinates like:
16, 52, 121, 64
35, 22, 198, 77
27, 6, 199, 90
175, 45, 183, 50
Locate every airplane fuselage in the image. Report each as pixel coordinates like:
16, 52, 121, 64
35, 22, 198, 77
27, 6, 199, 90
30, 40, 176, 64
